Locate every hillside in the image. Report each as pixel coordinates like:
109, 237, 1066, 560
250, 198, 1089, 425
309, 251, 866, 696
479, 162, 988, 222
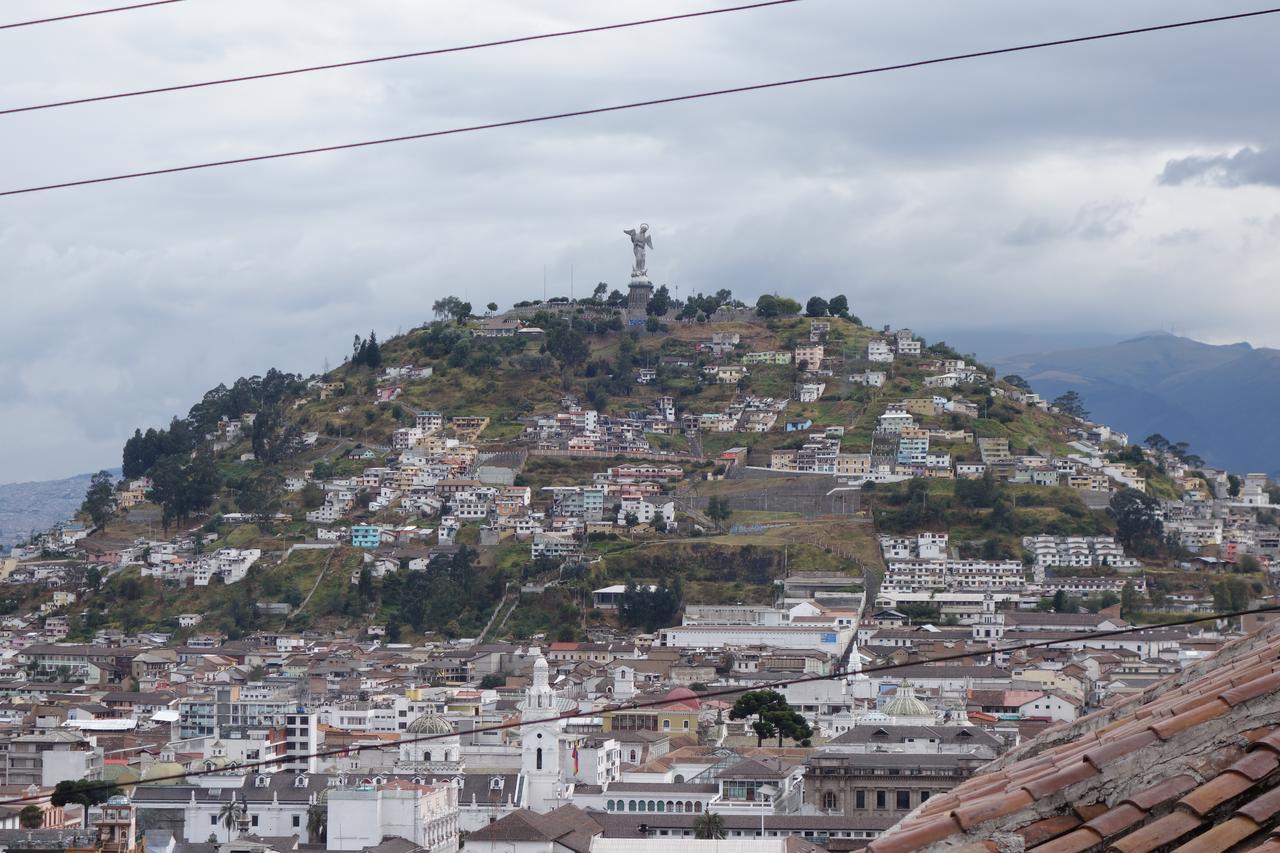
33, 301, 1187, 641
993, 332, 1280, 476
0, 470, 119, 553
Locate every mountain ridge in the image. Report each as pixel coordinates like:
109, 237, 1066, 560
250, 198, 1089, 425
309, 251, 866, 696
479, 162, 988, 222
992, 333, 1278, 475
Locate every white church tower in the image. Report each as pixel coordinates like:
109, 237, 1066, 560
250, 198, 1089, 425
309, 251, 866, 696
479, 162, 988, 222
518, 652, 575, 812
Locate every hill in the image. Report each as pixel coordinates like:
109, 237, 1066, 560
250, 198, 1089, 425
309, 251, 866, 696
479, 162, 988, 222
30, 300, 1189, 641
992, 332, 1280, 476
0, 469, 118, 553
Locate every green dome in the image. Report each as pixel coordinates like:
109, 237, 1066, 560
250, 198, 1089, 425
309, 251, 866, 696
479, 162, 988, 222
405, 713, 454, 736
101, 765, 140, 785
141, 762, 186, 785
884, 684, 932, 718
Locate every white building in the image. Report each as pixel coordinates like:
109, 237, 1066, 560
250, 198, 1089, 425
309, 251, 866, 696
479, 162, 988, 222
327, 781, 459, 853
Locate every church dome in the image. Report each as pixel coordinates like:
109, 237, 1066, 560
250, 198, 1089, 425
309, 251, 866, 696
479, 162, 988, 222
663, 687, 701, 709
883, 684, 932, 718
405, 713, 455, 736
141, 762, 186, 785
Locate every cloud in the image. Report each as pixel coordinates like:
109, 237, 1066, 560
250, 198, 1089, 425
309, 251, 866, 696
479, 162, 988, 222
1003, 201, 1138, 246
1158, 146, 1280, 187
2, 0, 1280, 482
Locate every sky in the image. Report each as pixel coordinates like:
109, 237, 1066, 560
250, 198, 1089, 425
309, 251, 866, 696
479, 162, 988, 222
2, 0, 1278, 483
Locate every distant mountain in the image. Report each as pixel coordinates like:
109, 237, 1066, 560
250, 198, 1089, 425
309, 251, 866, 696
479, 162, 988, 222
991, 333, 1280, 476
0, 469, 117, 553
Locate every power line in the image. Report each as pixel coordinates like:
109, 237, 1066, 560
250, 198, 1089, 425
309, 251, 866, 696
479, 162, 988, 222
0, 1, 184, 31
0, 0, 802, 117
1, 603, 1274, 806
3, 6, 1277, 199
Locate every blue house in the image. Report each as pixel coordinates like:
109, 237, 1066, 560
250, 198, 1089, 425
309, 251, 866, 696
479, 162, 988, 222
351, 525, 381, 549
785, 418, 814, 432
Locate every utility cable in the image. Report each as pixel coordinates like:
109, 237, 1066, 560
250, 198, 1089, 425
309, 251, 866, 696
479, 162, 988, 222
0, 1, 184, 31
2, 7, 1276, 198
0, 603, 1274, 805
0, 0, 802, 117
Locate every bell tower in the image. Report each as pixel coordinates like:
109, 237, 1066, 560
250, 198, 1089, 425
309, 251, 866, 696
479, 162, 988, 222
519, 653, 574, 811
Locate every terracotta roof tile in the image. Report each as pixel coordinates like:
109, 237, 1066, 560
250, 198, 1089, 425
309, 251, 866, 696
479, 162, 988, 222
1109, 808, 1204, 852
1148, 698, 1231, 740
1228, 747, 1279, 781
1177, 771, 1253, 817
1030, 826, 1101, 853
1082, 729, 1159, 771
1220, 671, 1280, 706
1254, 840, 1280, 853
1018, 814, 1082, 847
1082, 803, 1146, 838
1020, 760, 1099, 799
953, 789, 1034, 830
1236, 784, 1280, 824
1072, 802, 1109, 822
1253, 729, 1280, 753
865, 814, 961, 853
1122, 774, 1197, 811
1168, 814, 1261, 852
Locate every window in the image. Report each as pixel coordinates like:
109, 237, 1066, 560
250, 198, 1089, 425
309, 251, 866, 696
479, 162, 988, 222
292, 816, 300, 828
920, 791, 931, 804
823, 791, 838, 811
855, 791, 865, 810
251, 816, 259, 827
536, 748, 543, 770
896, 791, 911, 810
211, 817, 218, 826
876, 790, 887, 809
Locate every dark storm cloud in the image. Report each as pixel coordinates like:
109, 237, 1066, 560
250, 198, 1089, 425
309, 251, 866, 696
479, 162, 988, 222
1159, 146, 1280, 188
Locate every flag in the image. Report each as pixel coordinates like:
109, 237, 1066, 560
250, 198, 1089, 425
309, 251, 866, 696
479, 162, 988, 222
572, 742, 580, 775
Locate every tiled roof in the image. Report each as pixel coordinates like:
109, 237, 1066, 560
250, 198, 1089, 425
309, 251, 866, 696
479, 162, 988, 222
867, 621, 1280, 853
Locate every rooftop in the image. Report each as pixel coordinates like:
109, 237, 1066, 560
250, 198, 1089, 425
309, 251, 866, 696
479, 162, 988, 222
867, 619, 1280, 853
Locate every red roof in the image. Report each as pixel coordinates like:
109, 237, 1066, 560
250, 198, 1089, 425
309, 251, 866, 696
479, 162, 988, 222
868, 622, 1280, 853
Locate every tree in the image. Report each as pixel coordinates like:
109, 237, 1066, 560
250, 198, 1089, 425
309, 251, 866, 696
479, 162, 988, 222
828, 294, 849, 317
479, 673, 505, 689
486, 301, 498, 313
1228, 474, 1242, 497
237, 470, 282, 520
618, 582, 682, 632
1002, 374, 1031, 391
1109, 488, 1163, 557
706, 496, 732, 531
51, 779, 120, 812
432, 296, 465, 322
805, 296, 828, 317
624, 512, 639, 529
364, 331, 382, 369
1120, 581, 1141, 618
646, 285, 672, 316
251, 404, 303, 465
80, 471, 116, 530
755, 294, 801, 318
306, 803, 327, 843
693, 811, 726, 840
1144, 433, 1170, 452
1053, 390, 1089, 420
1213, 577, 1250, 613
219, 798, 247, 839
19, 806, 44, 829
545, 325, 590, 370
729, 689, 813, 747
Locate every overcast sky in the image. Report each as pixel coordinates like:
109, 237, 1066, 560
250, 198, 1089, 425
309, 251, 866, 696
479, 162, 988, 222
2, 0, 1278, 483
